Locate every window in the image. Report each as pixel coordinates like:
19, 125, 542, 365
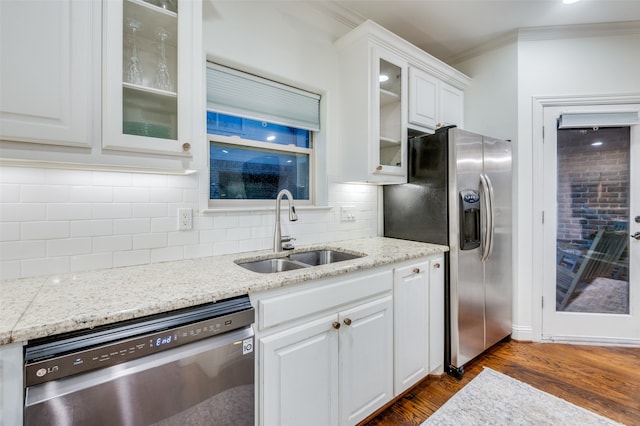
207, 63, 320, 207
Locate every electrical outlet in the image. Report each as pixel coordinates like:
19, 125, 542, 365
341, 206, 356, 222
177, 208, 193, 231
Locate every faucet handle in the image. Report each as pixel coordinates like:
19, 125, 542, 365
281, 236, 295, 250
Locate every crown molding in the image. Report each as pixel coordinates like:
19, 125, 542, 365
517, 20, 640, 41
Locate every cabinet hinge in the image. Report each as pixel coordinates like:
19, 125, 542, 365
541, 297, 544, 308
542, 126, 544, 140
542, 211, 544, 224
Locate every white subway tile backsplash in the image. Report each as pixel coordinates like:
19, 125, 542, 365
71, 220, 113, 237
47, 203, 92, 221
199, 229, 225, 244
114, 250, 150, 268
0, 260, 21, 280
2, 203, 47, 222
92, 203, 133, 220
150, 246, 184, 263
133, 203, 168, 218
114, 187, 151, 203
0, 184, 20, 202
92, 172, 132, 187
21, 256, 69, 277
0, 240, 46, 261
149, 188, 183, 203
0, 169, 379, 280
113, 218, 151, 235
47, 238, 92, 256
70, 186, 113, 203
0, 167, 46, 184
0, 223, 21, 242
167, 230, 199, 247
71, 253, 113, 273
93, 235, 132, 253
133, 233, 167, 250
22, 221, 70, 240
21, 185, 70, 203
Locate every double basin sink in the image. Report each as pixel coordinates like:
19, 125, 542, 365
236, 249, 364, 273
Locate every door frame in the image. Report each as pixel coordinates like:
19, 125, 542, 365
532, 93, 640, 344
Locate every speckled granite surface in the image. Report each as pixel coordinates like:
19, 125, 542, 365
0, 237, 447, 345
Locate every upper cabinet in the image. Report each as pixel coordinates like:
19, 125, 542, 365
0, 0, 203, 172
336, 21, 470, 184
103, 0, 196, 157
0, 0, 95, 147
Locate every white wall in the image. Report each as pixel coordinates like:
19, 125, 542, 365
455, 26, 640, 341
0, 2, 379, 281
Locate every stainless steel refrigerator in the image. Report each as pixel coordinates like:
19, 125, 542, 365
384, 126, 512, 378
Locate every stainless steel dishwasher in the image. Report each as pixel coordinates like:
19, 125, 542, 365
24, 295, 255, 426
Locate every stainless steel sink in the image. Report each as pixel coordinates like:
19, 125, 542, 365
236, 249, 364, 273
237, 258, 308, 274
288, 250, 362, 266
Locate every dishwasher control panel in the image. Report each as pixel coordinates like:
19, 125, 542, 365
25, 306, 254, 387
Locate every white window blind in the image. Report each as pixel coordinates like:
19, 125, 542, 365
558, 111, 639, 129
207, 62, 320, 132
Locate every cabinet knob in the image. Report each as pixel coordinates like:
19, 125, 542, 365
332, 321, 341, 330
182, 142, 191, 152
376, 165, 383, 171
412, 268, 420, 274
434, 263, 441, 269
343, 318, 352, 326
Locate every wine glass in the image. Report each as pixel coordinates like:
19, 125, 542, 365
153, 27, 173, 92
125, 18, 143, 85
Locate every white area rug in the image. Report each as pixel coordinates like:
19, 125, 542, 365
423, 367, 622, 425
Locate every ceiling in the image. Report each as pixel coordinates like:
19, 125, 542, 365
329, 0, 640, 63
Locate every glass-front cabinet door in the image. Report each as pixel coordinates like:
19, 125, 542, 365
103, 0, 193, 156
374, 50, 406, 179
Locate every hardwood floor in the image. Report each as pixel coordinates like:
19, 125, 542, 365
363, 340, 640, 425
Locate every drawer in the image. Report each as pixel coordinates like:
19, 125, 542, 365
256, 268, 392, 330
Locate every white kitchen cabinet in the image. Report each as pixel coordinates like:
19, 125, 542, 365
439, 82, 464, 129
336, 21, 470, 185
261, 314, 339, 426
409, 67, 438, 130
0, 0, 95, 147
339, 296, 393, 425
103, 0, 198, 157
429, 256, 445, 374
409, 67, 465, 131
393, 255, 445, 395
254, 268, 394, 426
336, 29, 408, 184
393, 259, 430, 395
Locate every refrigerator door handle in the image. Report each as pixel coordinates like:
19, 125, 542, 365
484, 173, 496, 261
479, 174, 494, 263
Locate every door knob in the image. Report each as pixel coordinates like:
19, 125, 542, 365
632, 232, 640, 240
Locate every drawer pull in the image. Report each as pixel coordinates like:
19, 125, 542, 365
434, 263, 441, 269
343, 318, 352, 326
413, 268, 420, 274
332, 321, 341, 330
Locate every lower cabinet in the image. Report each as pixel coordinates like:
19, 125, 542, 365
254, 255, 444, 426
394, 256, 445, 395
259, 294, 393, 426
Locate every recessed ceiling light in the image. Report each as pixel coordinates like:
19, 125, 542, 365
563, 0, 580, 4
379, 74, 389, 82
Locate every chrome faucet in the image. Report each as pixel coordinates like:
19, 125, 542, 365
273, 189, 298, 252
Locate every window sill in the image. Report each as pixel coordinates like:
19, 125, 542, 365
202, 205, 334, 214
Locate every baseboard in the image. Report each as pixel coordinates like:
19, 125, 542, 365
511, 324, 534, 342
541, 335, 640, 347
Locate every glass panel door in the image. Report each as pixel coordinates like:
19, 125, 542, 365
555, 127, 630, 314
542, 103, 640, 344
378, 59, 402, 168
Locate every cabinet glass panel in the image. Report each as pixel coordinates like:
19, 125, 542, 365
379, 59, 402, 168
122, 0, 178, 140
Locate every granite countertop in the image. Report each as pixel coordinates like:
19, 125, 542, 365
0, 237, 448, 345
